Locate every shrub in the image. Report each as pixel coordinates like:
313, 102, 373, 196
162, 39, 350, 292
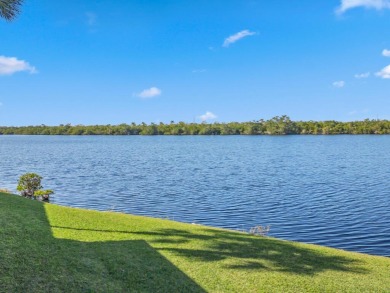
17, 173, 54, 201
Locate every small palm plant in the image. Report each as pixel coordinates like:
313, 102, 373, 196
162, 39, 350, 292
0, 0, 23, 21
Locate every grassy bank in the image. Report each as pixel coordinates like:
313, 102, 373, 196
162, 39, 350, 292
1, 192, 389, 292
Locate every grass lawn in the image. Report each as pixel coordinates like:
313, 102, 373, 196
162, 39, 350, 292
0, 192, 389, 292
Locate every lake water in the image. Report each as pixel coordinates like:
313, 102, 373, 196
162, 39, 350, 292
1, 135, 389, 257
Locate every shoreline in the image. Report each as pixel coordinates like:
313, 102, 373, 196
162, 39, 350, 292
1, 191, 390, 292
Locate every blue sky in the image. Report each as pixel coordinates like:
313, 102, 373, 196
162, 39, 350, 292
1, 0, 390, 125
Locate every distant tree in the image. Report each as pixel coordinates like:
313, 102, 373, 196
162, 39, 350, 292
265, 115, 294, 135
17, 173, 54, 201
0, 0, 23, 21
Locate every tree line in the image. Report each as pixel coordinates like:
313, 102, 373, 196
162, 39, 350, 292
1, 116, 389, 135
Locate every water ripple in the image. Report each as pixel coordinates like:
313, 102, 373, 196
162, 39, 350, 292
0, 135, 389, 256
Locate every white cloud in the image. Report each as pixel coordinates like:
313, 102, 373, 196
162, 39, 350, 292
86, 12, 97, 26
382, 49, 390, 57
223, 30, 256, 47
336, 0, 390, 14
333, 81, 346, 88
354, 72, 370, 78
137, 87, 162, 99
376, 64, 390, 78
198, 111, 217, 122
0, 56, 37, 76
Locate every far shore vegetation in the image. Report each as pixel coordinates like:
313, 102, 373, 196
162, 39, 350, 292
1, 116, 390, 135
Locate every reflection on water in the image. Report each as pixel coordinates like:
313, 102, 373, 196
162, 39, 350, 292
0, 135, 389, 256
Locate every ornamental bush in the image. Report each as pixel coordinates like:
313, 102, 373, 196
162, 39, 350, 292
17, 173, 54, 201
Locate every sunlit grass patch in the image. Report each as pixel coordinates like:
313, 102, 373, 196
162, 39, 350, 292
1, 192, 389, 292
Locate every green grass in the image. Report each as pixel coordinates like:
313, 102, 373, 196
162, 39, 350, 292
1, 192, 389, 292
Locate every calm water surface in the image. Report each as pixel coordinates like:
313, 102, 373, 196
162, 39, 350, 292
1, 135, 389, 256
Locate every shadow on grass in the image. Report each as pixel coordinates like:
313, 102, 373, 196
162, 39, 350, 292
0, 193, 369, 292
50, 225, 135, 234
132, 228, 368, 275
0, 194, 205, 292
50, 224, 368, 276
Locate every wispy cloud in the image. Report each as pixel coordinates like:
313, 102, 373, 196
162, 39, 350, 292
382, 49, 390, 57
348, 109, 370, 115
333, 81, 345, 88
336, 0, 390, 14
192, 69, 207, 73
0, 56, 37, 76
198, 111, 217, 122
223, 30, 256, 47
86, 12, 98, 26
376, 64, 390, 78
136, 87, 162, 99
354, 72, 370, 78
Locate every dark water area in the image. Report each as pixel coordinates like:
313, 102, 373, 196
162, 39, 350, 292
1, 135, 389, 257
